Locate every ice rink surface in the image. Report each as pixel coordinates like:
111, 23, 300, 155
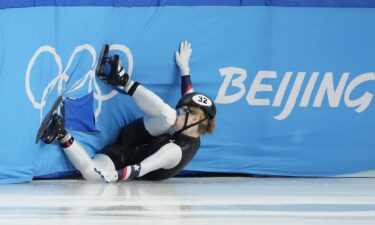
0, 177, 374, 225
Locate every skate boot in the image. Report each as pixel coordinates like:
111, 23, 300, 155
95, 44, 110, 77
35, 95, 66, 144
41, 113, 66, 144
96, 44, 129, 87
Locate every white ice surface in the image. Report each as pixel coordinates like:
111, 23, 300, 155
0, 177, 374, 224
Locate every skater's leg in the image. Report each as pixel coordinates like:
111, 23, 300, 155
60, 132, 118, 182
117, 142, 182, 181
95, 46, 176, 136
129, 85, 176, 136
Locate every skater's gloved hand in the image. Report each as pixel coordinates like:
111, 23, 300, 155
175, 41, 192, 76
98, 72, 129, 87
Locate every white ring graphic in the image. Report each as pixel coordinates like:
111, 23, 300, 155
25, 43, 134, 122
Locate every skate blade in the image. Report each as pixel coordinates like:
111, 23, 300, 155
35, 95, 63, 144
95, 44, 110, 76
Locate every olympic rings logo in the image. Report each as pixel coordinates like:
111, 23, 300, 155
25, 44, 133, 122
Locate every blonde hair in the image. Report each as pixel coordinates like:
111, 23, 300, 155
190, 107, 215, 135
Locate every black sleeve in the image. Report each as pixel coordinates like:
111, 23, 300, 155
181, 75, 194, 96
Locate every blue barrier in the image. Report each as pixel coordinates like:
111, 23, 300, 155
0, 4, 374, 183
1, 0, 375, 8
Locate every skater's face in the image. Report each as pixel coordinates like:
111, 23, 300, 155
173, 107, 199, 132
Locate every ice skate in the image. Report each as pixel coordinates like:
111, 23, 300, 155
35, 95, 66, 144
96, 44, 129, 87
95, 44, 110, 77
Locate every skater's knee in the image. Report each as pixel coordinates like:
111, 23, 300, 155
81, 169, 101, 181
159, 104, 177, 127
144, 106, 176, 136
80, 154, 117, 181
93, 154, 116, 169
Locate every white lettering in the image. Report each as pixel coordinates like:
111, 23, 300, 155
300, 72, 319, 107
344, 72, 375, 113
273, 72, 292, 107
215, 67, 373, 120
313, 72, 349, 107
214, 67, 247, 104
275, 72, 305, 120
246, 71, 276, 105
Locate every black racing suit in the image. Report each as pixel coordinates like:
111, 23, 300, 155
101, 118, 200, 181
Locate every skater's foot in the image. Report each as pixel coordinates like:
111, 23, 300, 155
41, 113, 67, 144
35, 95, 64, 144
96, 44, 129, 87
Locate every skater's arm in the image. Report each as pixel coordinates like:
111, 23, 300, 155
175, 41, 194, 96
128, 40, 197, 136
118, 41, 197, 135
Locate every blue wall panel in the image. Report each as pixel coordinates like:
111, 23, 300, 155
2, 0, 375, 8
0, 3, 374, 183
